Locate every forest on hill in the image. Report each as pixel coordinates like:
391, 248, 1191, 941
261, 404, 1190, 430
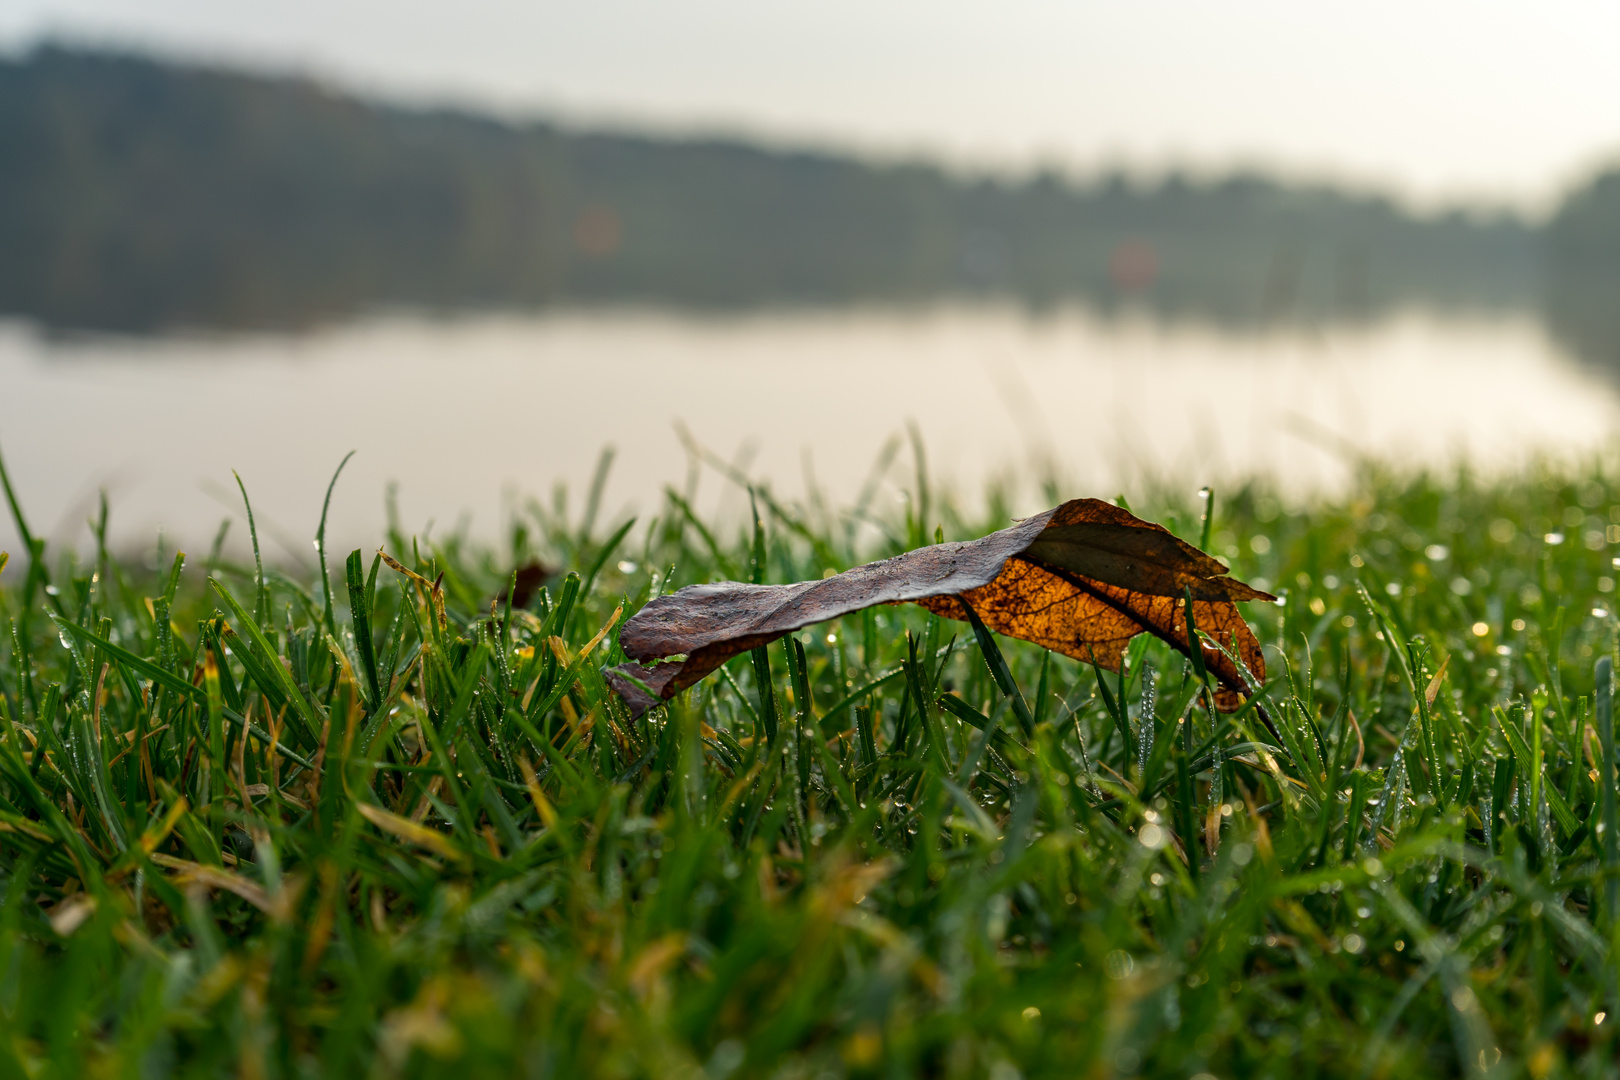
1, 45, 1617, 360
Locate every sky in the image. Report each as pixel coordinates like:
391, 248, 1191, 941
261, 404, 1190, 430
3, 1, 1620, 213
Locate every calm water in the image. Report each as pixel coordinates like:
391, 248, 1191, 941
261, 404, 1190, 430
1, 304, 1616, 559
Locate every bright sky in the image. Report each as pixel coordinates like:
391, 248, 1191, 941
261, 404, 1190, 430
4, 0, 1620, 212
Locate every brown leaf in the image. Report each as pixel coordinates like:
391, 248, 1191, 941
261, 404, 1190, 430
498, 560, 556, 610
604, 498, 1273, 719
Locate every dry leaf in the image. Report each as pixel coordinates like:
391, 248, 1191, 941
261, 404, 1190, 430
605, 499, 1272, 719
498, 560, 556, 610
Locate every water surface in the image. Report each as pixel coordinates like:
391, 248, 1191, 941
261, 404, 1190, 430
1, 304, 1614, 559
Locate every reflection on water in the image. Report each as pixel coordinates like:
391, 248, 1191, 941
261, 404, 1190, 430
1, 304, 1616, 557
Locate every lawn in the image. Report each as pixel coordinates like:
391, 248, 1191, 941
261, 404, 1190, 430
0, 444, 1616, 1078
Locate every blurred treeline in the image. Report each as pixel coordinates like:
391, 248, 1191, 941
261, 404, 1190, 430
1, 46, 1616, 360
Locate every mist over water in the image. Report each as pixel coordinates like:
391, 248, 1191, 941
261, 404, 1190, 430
2, 303, 1613, 560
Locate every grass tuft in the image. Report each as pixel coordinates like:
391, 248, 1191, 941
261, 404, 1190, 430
0, 448, 1619, 1077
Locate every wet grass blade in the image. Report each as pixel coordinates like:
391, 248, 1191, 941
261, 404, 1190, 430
233, 470, 271, 627
1599, 656, 1618, 925
315, 450, 355, 638
50, 615, 200, 704
209, 577, 320, 745
957, 599, 1034, 738
346, 549, 382, 709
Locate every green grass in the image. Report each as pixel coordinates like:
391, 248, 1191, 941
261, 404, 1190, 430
1, 443, 1619, 1079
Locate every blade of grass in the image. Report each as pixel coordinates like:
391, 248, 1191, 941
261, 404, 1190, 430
209, 577, 320, 746
315, 450, 355, 639
956, 599, 1034, 739
346, 549, 383, 709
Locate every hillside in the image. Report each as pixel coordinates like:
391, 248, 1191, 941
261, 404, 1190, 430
0, 46, 1549, 333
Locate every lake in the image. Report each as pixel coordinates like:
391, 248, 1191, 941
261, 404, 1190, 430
1, 303, 1616, 561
